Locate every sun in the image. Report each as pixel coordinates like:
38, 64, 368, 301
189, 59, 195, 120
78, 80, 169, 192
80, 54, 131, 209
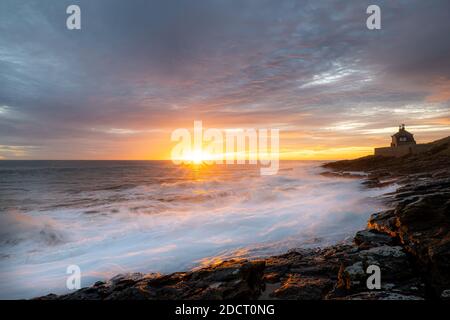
189, 150, 206, 164
182, 149, 214, 165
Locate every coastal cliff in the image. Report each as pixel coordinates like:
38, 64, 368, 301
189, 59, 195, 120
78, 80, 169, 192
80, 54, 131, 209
36, 137, 450, 300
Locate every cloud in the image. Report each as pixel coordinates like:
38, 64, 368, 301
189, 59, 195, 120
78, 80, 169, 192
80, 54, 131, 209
426, 78, 450, 103
0, 145, 36, 159
0, 0, 449, 159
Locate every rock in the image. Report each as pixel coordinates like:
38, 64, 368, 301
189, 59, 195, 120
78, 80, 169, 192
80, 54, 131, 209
320, 171, 365, 179
339, 291, 424, 300
361, 245, 406, 258
270, 274, 333, 300
35, 259, 266, 300
354, 230, 396, 249
325, 142, 450, 299
367, 210, 398, 238
34, 239, 426, 300
328, 242, 424, 300
367, 179, 450, 297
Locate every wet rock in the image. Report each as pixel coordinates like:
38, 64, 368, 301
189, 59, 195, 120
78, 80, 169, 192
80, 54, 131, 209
367, 180, 450, 297
36, 259, 266, 300
325, 139, 450, 299
367, 210, 398, 238
270, 274, 333, 300
327, 241, 424, 300
354, 230, 396, 249
34, 240, 426, 300
320, 171, 365, 179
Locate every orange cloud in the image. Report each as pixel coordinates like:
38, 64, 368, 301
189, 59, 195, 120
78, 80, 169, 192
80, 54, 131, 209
426, 77, 450, 103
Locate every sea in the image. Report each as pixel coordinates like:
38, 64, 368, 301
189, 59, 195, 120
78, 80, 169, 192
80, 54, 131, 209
0, 160, 396, 299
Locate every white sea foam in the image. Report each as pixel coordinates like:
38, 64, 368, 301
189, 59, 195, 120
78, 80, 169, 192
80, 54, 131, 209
0, 161, 396, 299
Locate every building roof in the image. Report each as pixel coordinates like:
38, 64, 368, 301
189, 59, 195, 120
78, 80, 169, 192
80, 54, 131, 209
392, 130, 414, 137
392, 124, 414, 137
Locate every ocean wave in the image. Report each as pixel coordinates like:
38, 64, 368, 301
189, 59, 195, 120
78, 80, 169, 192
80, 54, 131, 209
0, 211, 66, 249
0, 161, 396, 299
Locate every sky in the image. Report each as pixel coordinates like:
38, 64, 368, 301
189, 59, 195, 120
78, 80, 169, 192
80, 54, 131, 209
0, 0, 450, 160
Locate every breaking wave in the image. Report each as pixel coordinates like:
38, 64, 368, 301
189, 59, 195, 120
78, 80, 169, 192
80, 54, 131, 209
0, 160, 396, 299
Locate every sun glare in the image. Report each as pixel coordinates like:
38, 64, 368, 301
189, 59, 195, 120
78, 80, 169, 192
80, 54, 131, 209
182, 150, 214, 164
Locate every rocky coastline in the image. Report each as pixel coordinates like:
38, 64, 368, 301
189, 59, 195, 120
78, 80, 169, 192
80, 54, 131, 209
36, 137, 450, 300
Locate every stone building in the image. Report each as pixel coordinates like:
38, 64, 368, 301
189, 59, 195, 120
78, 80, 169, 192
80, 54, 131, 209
375, 125, 428, 157
390, 124, 416, 147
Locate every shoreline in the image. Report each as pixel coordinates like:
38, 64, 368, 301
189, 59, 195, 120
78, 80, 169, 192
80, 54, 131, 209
35, 137, 450, 300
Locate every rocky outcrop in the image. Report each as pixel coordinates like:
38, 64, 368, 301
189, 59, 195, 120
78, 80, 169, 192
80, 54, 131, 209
36, 229, 426, 300
367, 177, 450, 298
38, 260, 266, 300
323, 136, 450, 176
323, 136, 450, 299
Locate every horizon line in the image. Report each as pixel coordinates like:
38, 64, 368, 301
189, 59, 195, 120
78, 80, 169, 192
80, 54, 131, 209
0, 158, 350, 162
